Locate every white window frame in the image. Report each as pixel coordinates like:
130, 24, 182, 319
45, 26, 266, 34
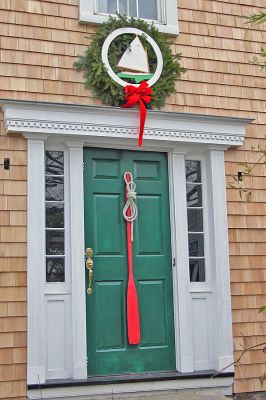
185, 154, 211, 290
44, 148, 69, 291
79, 0, 179, 35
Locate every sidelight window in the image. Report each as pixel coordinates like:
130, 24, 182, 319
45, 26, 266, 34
45, 151, 65, 282
185, 160, 206, 282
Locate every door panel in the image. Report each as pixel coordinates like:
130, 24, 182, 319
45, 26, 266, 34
84, 148, 175, 376
94, 194, 122, 254
137, 195, 163, 254
133, 160, 161, 180
92, 158, 120, 179
96, 281, 125, 350
139, 280, 166, 346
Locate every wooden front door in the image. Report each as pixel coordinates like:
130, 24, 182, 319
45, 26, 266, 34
83, 148, 175, 376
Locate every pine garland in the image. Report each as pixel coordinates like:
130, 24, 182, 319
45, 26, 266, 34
74, 15, 186, 109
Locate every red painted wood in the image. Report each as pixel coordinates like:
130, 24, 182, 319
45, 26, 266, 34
125, 172, 140, 345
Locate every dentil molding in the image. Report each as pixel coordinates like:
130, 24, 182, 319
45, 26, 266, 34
1, 100, 252, 147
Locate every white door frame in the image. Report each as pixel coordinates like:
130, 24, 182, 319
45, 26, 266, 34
1, 100, 250, 385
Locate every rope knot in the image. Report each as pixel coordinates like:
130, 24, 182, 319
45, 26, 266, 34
127, 190, 137, 199
126, 181, 137, 200
123, 172, 138, 241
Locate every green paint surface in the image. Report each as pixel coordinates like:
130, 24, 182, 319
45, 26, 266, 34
117, 72, 153, 83
84, 148, 176, 376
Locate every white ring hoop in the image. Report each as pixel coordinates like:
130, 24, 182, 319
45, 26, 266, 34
101, 27, 163, 88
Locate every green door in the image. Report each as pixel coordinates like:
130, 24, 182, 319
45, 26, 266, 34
83, 148, 176, 376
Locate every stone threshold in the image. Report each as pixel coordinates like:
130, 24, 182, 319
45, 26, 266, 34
28, 370, 234, 389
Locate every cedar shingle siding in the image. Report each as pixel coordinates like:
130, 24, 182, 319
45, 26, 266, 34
0, 0, 265, 397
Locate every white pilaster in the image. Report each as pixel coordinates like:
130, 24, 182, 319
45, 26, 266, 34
67, 142, 87, 379
170, 149, 194, 372
27, 135, 49, 384
206, 148, 234, 372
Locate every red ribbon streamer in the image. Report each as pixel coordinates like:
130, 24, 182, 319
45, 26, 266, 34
122, 81, 152, 147
125, 172, 140, 345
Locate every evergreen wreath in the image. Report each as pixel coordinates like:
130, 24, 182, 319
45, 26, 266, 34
74, 14, 186, 109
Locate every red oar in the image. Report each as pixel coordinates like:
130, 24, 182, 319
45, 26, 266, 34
124, 172, 140, 345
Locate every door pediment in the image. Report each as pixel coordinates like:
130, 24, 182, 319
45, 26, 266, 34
1, 100, 250, 147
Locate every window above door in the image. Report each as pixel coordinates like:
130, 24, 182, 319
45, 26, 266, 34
79, 0, 179, 35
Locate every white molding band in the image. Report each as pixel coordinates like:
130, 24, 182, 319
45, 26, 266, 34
67, 142, 87, 379
169, 149, 193, 373
206, 149, 234, 372
1, 100, 250, 147
27, 137, 47, 385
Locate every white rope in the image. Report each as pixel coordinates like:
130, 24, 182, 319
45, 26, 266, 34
123, 172, 138, 241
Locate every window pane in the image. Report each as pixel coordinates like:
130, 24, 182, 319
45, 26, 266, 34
46, 257, 65, 282
138, 0, 158, 20
46, 203, 64, 228
189, 259, 205, 282
188, 234, 204, 257
98, 0, 117, 13
98, 0, 158, 19
187, 209, 203, 232
186, 184, 202, 207
45, 151, 64, 175
46, 230, 64, 255
129, 0, 137, 16
185, 160, 201, 183
45, 177, 64, 201
119, 0, 127, 14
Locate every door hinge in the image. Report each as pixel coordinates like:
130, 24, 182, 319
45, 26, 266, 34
82, 162, 84, 170
172, 257, 176, 268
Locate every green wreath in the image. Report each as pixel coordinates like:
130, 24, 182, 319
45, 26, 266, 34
74, 15, 185, 109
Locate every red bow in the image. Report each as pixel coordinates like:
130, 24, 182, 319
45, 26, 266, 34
122, 81, 152, 147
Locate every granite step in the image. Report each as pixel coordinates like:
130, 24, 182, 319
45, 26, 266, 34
81, 390, 229, 400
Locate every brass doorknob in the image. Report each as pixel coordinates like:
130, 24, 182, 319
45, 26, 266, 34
86, 247, 93, 257
85, 248, 94, 295
86, 258, 93, 269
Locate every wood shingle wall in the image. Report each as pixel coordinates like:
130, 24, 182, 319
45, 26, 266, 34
0, 112, 27, 399
0, 0, 265, 397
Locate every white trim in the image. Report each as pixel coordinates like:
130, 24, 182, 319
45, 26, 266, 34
67, 142, 87, 379
185, 154, 210, 291
168, 153, 180, 370
27, 376, 234, 399
206, 148, 234, 372
44, 294, 72, 380
43, 147, 74, 380
184, 154, 215, 371
44, 146, 70, 295
169, 149, 193, 372
79, 0, 179, 36
2, 101, 249, 147
190, 293, 214, 371
27, 137, 48, 384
